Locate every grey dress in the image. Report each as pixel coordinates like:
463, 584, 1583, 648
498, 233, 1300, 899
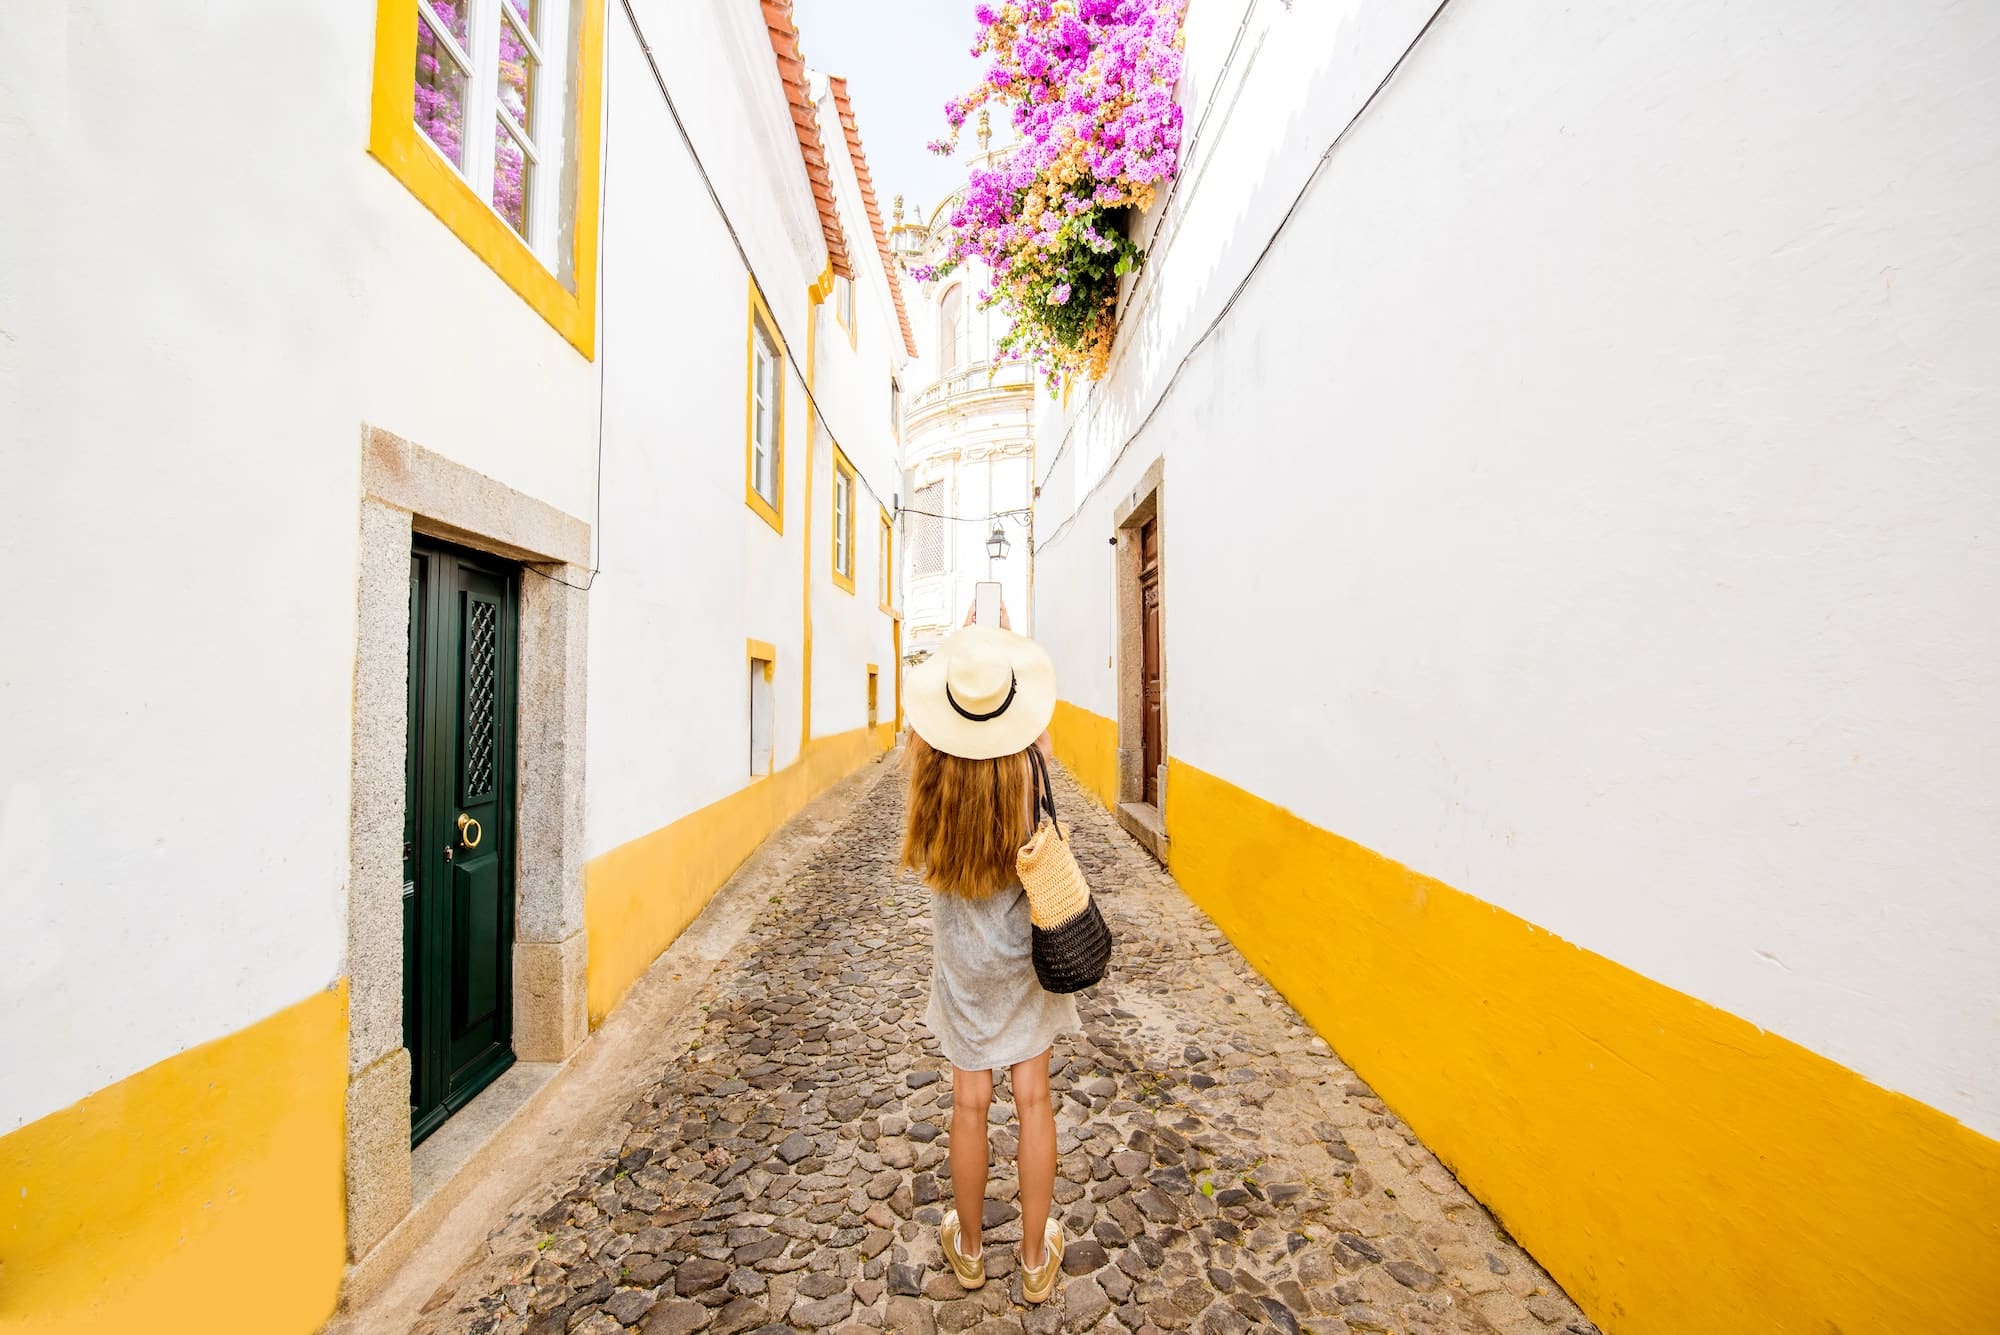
925, 880, 1081, 1074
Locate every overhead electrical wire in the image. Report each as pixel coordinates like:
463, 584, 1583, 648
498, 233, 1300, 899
617, 0, 902, 519
872, 0, 1263, 549
538, 0, 928, 588
1123, 0, 1264, 319
542, 0, 1423, 582
899, 507, 1033, 524
1031, 0, 1264, 498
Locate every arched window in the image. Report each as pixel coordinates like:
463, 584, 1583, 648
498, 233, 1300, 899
939, 284, 963, 373
912, 482, 945, 576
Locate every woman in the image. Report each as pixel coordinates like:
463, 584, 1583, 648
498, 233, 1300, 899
900, 619, 1079, 1303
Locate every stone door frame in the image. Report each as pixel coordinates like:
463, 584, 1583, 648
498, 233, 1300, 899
1111, 457, 1169, 863
344, 426, 592, 1260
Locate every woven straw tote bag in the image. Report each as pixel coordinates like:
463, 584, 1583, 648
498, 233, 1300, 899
1016, 747, 1112, 993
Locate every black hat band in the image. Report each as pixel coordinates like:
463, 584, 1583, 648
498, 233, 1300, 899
946, 671, 1017, 723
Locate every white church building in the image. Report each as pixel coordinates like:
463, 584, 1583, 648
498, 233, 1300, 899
888, 120, 1038, 661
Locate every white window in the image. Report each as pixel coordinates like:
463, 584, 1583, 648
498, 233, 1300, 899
836, 275, 856, 333
939, 284, 963, 372
751, 319, 781, 506
412, 0, 574, 261
834, 467, 853, 576
912, 481, 945, 576
749, 658, 774, 776
879, 512, 893, 606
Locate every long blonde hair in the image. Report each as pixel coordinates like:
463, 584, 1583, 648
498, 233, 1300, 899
900, 733, 1034, 898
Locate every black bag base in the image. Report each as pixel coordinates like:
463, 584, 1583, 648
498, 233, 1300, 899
1031, 902, 1113, 994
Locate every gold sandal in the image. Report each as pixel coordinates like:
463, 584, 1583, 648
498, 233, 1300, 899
941, 1208, 986, 1290
1021, 1219, 1064, 1304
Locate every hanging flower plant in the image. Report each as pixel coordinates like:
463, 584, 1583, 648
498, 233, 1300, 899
918, 0, 1187, 388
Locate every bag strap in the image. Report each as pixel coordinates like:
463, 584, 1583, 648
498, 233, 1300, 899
1026, 745, 1061, 833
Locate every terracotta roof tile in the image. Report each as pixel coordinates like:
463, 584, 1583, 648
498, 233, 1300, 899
763, 0, 852, 280
828, 77, 919, 359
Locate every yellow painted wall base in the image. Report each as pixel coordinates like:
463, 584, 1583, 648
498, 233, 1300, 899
1049, 700, 1118, 810
0, 984, 349, 1335
585, 727, 889, 1023
1164, 757, 2000, 1335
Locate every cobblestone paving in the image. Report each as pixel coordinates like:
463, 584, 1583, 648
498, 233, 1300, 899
411, 758, 1594, 1335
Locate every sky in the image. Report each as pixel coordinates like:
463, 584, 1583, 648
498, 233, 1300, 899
791, 0, 990, 225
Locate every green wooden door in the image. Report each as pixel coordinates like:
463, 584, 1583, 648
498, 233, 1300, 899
406, 537, 518, 1145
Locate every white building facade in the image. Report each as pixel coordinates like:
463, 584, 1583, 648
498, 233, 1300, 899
1029, 3, 2000, 1334
890, 164, 1037, 659
0, 1, 912, 1328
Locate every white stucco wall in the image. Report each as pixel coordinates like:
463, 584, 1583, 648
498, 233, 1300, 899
807, 74, 906, 740
0, 0, 911, 1133
1032, 0, 2000, 1135
0, 1, 600, 1131
582, 8, 908, 862
809, 422, 900, 739
584, 0, 821, 859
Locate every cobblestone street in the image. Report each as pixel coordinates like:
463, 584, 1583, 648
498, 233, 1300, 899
399, 758, 1594, 1335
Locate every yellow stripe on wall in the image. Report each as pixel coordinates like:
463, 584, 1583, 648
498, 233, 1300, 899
584, 726, 890, 1023
1049, 699, 1119, 810
0, 983, 349, 1335
1162, 754, 2000, 1335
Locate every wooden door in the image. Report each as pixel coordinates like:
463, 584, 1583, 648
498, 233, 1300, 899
406, 537, 518, 1146
1139, 518, 1163, 806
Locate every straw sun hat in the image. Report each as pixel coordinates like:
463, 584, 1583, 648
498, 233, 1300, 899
904, 626, 1057, 761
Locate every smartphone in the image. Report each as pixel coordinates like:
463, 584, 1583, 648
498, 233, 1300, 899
974, 581, 1002, 628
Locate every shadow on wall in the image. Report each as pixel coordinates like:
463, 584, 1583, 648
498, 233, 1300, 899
1049, 699, 1120, 810
1048, 0, 1407, 513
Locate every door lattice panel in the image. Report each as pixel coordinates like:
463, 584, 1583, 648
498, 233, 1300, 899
464, 599, 498, 800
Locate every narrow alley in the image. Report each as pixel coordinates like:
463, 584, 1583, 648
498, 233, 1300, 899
356, 758, 1592, 1335
7, 3, 1995, 1332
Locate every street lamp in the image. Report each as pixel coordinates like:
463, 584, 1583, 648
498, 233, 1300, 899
986, 523, 1011, 562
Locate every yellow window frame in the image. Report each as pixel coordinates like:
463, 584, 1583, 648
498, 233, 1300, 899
833, 274, 858, 349
877, 507, 894, 613
830, 446, 857, 594
367, 0, 605, 359
745, 281, 787, 534
747, 639, 777, 778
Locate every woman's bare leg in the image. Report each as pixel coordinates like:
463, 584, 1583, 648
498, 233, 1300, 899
1011, 1049, 1056, 1267
949, 1065, 994, 1255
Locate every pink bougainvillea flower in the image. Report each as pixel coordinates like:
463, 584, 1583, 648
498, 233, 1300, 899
925, 0, 1187, 387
